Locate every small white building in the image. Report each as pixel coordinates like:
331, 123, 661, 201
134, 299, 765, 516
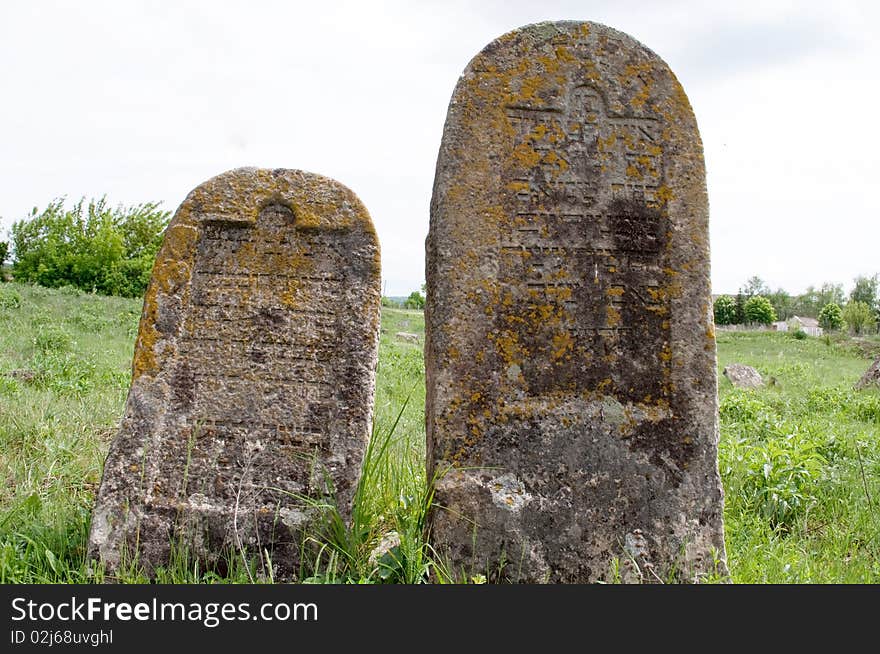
774, 315, 823, 336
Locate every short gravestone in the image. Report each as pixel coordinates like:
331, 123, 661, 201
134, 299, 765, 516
89, 168, 381, 579
426, 21, 727, 582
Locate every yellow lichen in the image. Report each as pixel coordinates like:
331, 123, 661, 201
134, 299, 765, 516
655, 185, 674, 204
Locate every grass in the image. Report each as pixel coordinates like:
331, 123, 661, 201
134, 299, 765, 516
0, 282, 432, 583
1, 281, 878, 582
716, 330, 880, 582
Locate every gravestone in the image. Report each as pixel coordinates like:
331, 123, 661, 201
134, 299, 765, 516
426, 21, 727, 582
89, 168, 381, 579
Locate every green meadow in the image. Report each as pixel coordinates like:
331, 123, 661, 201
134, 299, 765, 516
1, 282, 878, 583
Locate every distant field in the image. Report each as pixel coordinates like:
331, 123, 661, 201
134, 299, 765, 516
0, 282, 878, 582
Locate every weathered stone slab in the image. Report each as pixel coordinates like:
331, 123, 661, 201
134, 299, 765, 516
426, 21, 727, 582
89, 168, 381, 579
723, 364, 764, 389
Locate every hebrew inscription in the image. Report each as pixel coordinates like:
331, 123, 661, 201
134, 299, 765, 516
500, 84, 669, 402
89, 168, 381, 579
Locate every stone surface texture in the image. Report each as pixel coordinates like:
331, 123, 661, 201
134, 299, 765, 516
89, 168, 381, 579
723, 364, 764, 389
854, 358, 880, 390
426, 21, 726, 582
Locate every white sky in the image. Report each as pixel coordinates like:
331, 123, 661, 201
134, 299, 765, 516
1, 1, 877, 296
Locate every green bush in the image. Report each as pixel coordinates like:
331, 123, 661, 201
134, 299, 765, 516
30, 351, 97, 394
740, 432, 828, 530
713, 295, 737, 325
70, 309, 111, 332
720, 392, 772, 424
818, 302, 844, 331
743, 295, 777, 325
0, 241, 8, 269
11, 197, 169, 298
842, 301, 876, 335
851, 395, 880, 424
403, 291, 425, 310
0, 286, 21, 309
34, 326, 73, 354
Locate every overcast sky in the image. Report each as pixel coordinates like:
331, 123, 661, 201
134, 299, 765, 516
1, 1, 877, 296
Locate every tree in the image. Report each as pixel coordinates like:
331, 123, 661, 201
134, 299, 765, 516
736, 276, 773, 323
818, 282, 846, 309
792, 282, 845, 318
740, 276, 771, 299
11, 197, 169, 297
0, 241, 8, 269
403, 290, 425, 310
792, 285, 819, 317
817, 302, 844, 331
842, 301, 876, 336
743, 295, 777, 325
713, 295, 737, 325
734, 292, 746, 324
767, 288, 793, 321
850, 275, 878, 311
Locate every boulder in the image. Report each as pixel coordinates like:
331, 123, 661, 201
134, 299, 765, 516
395, 332, 420, 344
855, 358, 880, 390
723, 364, 764, 389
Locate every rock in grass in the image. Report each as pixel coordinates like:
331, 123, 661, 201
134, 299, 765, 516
368, 530, 402, 569
723, 364, 764, 389
854, 357, 880, 390
88, 168, 381, 580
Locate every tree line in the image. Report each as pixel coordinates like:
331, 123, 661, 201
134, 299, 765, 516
0, 199, 877, 334
0, 197, 169, 297
714, 275, 879, 335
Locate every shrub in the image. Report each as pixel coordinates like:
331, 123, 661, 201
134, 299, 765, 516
70, 309, 111, 332
0, 241, 8, 269
743, 295, 777, 325
34, 326, 73, 354
842, 301, 876, 335
57, 285, 83, 297
713, 295, 737, 325
30, 351, 96, 394
851, 395, 880, 424
740, 432, 828, 530
818, 302, 844, 331
0, 286, 21, 309
403, 291, 425, 310
11, 197, 169, 298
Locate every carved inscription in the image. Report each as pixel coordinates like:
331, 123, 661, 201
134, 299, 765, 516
426, 21, 727, 584
146, 203, 345, 511
88, 168, 381, 580
500, 86, 670, 401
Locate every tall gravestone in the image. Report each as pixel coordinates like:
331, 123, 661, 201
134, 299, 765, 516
89, 168, 381, 579
426, 22, 727, 582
